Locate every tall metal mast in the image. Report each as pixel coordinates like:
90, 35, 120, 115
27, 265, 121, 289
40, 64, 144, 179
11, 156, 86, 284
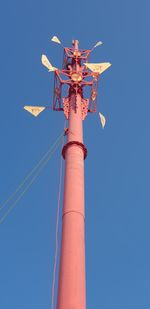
57, 39, 86, 309
52, 39, 111, 309
24, 37, 111, 308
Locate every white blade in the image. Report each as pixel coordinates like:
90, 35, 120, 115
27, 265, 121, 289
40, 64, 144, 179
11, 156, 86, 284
93, 41, 103, 49
99, 112, 106, 128
24, 106, 46, 117
84, 62, 111, 74
41, 54, 57, 72
51, 35, 61, 45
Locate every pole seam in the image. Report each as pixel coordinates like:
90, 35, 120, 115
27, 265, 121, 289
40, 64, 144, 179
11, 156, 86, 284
62, 210, 85, 220
62, 141, 88, 160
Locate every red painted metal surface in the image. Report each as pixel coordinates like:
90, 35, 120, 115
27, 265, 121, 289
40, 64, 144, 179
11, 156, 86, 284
56, 40, 87, 309
62, 141, 87, 160
57, 93, 86, 309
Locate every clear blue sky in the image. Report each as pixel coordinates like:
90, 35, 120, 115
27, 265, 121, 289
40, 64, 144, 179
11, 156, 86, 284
0, 0, 150, 308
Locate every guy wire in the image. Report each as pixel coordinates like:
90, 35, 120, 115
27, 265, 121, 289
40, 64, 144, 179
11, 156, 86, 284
0, 132, 64, 225
0, 131, 64, 211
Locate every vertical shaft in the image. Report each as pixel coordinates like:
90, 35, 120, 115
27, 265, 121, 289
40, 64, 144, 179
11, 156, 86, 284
57, 92, 86, 308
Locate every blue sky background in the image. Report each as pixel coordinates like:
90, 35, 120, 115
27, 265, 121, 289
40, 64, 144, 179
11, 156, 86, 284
0, 0, 150, 308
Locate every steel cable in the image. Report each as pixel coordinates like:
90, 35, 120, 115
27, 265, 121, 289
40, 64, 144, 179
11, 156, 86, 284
0, 132, 64, 212
51, 135, 64, 309
0, 132, 64, 225
51, 120, 66, 309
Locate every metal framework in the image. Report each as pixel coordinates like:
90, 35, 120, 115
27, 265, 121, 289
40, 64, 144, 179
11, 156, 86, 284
53, 44, 100, 118
23, 37, 111, 309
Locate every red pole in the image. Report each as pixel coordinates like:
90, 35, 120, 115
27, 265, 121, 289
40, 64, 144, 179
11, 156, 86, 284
57, 41, 86, 309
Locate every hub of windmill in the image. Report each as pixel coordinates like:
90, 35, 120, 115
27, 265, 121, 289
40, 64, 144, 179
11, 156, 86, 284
71, 72, 82, 82
53, 43, 99, 116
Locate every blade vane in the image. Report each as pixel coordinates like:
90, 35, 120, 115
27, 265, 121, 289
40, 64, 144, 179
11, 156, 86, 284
24, 106, 46, 117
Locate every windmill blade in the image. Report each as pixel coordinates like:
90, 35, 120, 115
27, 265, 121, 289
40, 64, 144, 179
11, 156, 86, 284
94, 41, 103, 48
51, 35, 61, 45
99, 112, 106, 128
41, 54, 57, 72
84, 62, 111, 74
92, 41, 103, 50
24, 106, 46, 117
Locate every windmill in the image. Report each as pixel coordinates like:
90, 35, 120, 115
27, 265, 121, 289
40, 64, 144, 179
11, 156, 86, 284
24, 36, 111, 309
24, 36, 110, 127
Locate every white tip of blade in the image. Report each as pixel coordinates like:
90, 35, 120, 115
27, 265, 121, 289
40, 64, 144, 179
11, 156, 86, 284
99, 112, 106, 128
51, 35, 61, 45
94, 41, 103, 48
41, 54, 57, 72
24, 106, 46, 117
84, 62, 111, 74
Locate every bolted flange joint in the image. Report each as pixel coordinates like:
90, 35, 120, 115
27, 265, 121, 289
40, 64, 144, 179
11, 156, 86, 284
62, 141, 88, 160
